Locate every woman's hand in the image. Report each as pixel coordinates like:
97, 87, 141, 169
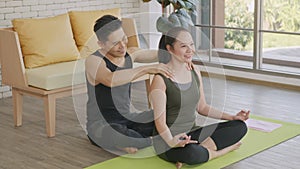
167, 133, 198, 148
233, 110, 250, 121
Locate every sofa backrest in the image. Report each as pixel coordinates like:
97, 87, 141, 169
9, 8, 140, 69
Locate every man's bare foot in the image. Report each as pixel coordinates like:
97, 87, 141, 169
176, 162, 183, 169
121, 147, 138, 154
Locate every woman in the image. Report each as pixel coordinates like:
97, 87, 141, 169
149, 27, 250, 168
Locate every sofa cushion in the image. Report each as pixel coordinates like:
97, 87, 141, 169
69, 8, 121, 58
12, 14, 80, 68
78, 34, 99, 59
25, 59, 85, 90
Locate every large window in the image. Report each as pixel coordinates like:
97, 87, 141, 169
194, 0, 300, 76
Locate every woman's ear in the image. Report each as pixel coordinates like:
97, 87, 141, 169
166, 44, 173, 53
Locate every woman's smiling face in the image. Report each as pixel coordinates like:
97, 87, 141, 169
168, 31, 195, 63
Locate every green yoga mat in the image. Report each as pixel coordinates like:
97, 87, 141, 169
86, 115, 300, 169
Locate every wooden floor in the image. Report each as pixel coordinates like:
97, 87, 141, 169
0, 77, 299, 169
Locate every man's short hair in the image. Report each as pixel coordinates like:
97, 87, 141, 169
93, 15, 122, 42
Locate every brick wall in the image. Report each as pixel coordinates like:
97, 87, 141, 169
0, 0, 141, 99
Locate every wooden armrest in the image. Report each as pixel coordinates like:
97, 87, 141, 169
122, 18, 140, 48
0, 28, 28, 87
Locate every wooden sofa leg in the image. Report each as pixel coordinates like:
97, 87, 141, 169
12, 88, 23, 127
44, 95, 56, 137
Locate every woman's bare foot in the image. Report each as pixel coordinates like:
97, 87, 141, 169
121, 147, 138, 154
208, 142, 242, 160
175, 162, 183, 169
200, 137, 217, 151
218, 142, 242, 155
224, 142, 242, 152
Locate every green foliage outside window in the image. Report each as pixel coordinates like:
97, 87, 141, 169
264, 0, 300, 32
225, 0, 300, 50
224, 0, 254, 50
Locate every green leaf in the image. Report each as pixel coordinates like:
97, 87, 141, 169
156, 16, 175, 33
177, 14, 189, 29
186, 0, 199, 6
177, 0, 186, 8
184, 1, 193, 10
168, 13, 181, 27
192, 10, 198, 16
176, 9, 194, 26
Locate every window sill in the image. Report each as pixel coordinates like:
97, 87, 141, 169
197, 64, 300, 91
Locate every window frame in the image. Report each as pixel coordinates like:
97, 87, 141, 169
193, 0, 300, 79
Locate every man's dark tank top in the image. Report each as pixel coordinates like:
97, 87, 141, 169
86, 51, 133, 126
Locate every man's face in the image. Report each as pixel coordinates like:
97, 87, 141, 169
101, 28, 128, 58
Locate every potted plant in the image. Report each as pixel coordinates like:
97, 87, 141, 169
142, 0, 200, 33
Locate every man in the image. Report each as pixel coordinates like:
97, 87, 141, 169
85, 15, 174, 154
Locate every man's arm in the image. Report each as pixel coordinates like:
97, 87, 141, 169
128, 47, 158, 63
85, 55, 173, 87
128, 47, 194, 71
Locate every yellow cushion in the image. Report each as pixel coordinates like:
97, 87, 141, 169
12, 14, 80, 68
79, 34, 99, 58
25, 59, 86, 90
69, 8, 121, 58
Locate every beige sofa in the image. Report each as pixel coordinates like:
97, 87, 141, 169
0, 8, 145, 137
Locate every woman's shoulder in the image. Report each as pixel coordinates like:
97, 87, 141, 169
153, 73, 166, 82
151, 74, 167, 89
154, 73, 172, 84
154, 73, 166, 78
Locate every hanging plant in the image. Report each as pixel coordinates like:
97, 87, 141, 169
142, 0, 200, 33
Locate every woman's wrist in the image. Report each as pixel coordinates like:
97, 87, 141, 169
166, 138, 177, 148
222, 112, 234, 121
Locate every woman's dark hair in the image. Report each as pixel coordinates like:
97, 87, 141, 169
158, 27, 190, 63
93, 15, 122, 42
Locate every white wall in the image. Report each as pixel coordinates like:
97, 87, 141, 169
138, 0, 161, 49
0, 0, 141, 99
